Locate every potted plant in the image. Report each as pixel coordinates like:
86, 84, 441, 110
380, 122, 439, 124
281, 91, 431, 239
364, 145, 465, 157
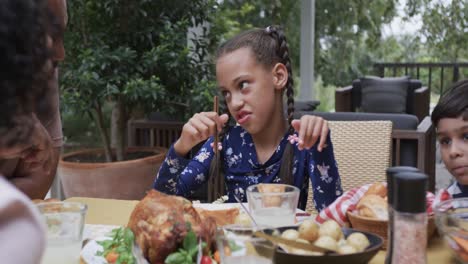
59, 0, 218, 199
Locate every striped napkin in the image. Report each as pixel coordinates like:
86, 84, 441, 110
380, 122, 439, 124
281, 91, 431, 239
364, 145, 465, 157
315, 183, 444, 226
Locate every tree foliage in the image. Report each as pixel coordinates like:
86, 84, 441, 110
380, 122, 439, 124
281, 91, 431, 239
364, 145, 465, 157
417, 0, 467, 61
61, 0, 218, 160
213, 0, 400, 87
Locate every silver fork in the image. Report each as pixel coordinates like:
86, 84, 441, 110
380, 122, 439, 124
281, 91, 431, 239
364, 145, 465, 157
233, 193, 259, 229
196, 238, 202, 264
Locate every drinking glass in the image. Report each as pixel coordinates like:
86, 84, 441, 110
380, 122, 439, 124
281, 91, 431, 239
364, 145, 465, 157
216, 225, 276, 264
37, 202, 87, 264
246, 184, 299, 227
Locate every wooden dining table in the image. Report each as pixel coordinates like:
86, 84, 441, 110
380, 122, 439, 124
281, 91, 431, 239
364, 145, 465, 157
68, 197, 457, 264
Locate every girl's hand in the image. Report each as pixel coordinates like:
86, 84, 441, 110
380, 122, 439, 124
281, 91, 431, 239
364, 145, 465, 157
291, 115, 328, 151
174, 112, 229, 156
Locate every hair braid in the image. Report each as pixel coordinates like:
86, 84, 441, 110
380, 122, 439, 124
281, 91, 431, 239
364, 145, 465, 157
266, 26, 295, 134
265, 26, 295, 185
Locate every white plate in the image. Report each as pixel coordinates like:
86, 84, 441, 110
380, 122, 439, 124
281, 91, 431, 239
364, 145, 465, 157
193, 203, 306, 214
193, 203, 311, 224
80, 226, 149, 264
193, 203, 243, 211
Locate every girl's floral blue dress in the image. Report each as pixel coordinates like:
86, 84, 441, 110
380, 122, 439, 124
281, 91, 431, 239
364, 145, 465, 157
154, 125, 342, 211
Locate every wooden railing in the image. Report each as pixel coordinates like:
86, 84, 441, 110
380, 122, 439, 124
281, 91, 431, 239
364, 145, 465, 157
373, 62, 468, 95
127, 119, 183, 148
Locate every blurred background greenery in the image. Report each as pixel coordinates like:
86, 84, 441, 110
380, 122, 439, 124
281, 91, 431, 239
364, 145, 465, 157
60, 0, 467, 151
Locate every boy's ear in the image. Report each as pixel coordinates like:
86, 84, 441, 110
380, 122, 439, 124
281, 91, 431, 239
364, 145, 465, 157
272, 63, 288, 90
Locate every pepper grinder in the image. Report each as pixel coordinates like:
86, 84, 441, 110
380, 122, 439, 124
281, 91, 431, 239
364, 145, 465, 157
385, 166, 420, 264
391, 171, 428, 264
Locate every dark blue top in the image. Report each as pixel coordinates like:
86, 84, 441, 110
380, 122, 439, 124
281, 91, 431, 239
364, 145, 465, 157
154, 125, 342, 211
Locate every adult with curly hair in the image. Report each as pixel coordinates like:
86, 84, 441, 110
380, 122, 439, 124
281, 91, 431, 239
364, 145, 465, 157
0, 0, 53, 262
0, 0, 68, 199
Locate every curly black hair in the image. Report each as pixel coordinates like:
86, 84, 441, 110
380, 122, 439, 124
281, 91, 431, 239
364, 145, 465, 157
0, 0, 51, 145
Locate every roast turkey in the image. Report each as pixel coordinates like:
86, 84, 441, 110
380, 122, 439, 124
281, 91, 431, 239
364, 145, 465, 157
127, 190, 217, 264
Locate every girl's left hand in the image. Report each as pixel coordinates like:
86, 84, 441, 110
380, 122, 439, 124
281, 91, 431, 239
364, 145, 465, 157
291, 115, 328, 151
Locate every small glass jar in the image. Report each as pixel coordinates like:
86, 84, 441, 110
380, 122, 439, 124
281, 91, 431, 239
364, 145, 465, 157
390, 171, 428, 264
385, 166, 420, 264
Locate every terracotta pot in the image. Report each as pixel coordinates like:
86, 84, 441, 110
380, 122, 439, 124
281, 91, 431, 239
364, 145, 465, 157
58, 147, 167, 200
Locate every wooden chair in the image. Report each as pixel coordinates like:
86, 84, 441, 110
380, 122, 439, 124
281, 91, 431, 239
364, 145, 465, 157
296, 111, 436, 192
128, 119, 183, 148
306, 120, 393, 213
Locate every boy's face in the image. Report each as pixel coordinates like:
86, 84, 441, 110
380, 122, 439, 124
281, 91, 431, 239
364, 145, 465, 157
437, 116, 468, 185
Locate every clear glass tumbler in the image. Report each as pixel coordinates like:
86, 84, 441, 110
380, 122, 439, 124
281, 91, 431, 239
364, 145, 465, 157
37, 202, 87, 264
216, 225, 276, 264
246, 184, 299, 228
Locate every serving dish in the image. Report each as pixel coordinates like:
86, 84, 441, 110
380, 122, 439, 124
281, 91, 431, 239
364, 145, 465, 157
271, 227, 383, 264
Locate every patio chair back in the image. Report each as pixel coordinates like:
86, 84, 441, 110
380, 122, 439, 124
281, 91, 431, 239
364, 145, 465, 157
306, 120, 393, 213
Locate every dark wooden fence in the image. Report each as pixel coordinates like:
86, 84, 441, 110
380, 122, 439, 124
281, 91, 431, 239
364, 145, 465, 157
128, 119, 183, 148
373, 62, 468, 95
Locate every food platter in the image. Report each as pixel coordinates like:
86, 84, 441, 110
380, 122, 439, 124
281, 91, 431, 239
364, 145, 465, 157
80, 225, 147, 264
272, 227, 383, 264
81, 235, 148, 264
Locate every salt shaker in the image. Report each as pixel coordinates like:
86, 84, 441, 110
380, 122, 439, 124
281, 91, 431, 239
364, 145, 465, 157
385, 166, 420, 264
391, 171, 428, 264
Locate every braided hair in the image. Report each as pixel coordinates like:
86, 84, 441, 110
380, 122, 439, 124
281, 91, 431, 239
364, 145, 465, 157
210, 25, 296, 194
0, 0, 51, 147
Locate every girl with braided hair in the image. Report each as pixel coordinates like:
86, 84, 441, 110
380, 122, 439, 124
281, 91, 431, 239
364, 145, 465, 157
155, 26, 342, 211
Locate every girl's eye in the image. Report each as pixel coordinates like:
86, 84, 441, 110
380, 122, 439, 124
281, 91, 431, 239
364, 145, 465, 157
439, 137, 451, 146
463, 133, 468, 141
239, 81, 248, 89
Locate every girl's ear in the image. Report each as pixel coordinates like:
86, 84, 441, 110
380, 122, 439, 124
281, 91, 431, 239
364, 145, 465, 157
272, 63, 288, 90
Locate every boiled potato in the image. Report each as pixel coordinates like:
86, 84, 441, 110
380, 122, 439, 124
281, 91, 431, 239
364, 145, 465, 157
314, 236, 338, 252
289, 238, 322, 256
337, 238, 347, 247
318, 220, 343, 241
337, 244, 358, 254
298, 219, 319, 242
346, 232, 370, 252
234, 213, 251, 226
279, 229, 300, 253
281, 229, 300, 240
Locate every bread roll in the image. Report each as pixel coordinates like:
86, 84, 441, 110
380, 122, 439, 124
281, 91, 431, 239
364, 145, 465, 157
364, 182, 387, 198
257, 183, 286, 193
356, 194, 388, 220
195, 207, 239, 226
257, 183, 285, 207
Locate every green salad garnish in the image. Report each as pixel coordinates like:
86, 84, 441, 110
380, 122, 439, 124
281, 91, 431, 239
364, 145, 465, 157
97, 227, 136, 264
165, 223, 206, 264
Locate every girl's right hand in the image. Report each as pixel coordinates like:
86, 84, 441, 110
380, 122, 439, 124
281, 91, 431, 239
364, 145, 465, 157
174, 112, 229, 156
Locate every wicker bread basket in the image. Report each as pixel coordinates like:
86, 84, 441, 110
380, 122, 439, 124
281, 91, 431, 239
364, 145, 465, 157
347, 211, 436, 249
